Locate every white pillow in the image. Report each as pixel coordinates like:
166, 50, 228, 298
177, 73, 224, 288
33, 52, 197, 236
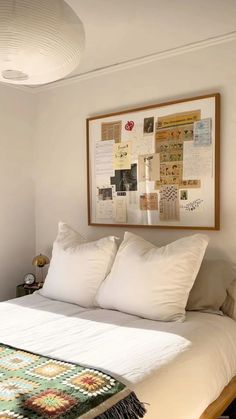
96, 232, 209, 322
40, 222, 118, 307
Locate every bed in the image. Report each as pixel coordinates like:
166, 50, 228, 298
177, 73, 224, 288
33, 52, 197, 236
0, 292, 236, 419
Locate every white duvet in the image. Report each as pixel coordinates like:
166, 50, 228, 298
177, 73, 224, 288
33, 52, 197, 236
0, 292, 236, 419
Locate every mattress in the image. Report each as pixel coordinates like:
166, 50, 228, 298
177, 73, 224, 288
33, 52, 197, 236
0, 292, 236, 419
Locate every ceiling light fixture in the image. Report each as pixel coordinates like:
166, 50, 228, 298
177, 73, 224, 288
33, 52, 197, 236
0, 0, 85, 86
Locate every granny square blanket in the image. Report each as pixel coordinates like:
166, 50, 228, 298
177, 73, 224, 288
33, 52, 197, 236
0, 343, 146, 419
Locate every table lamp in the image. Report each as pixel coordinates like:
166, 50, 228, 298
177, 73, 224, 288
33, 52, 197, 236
32, 254, 50, 286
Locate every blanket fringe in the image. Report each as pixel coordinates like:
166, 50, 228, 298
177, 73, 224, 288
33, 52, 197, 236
95, 391, 146, 419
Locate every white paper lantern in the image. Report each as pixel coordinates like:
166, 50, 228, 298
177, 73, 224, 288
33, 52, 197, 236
0, 0, 85, 85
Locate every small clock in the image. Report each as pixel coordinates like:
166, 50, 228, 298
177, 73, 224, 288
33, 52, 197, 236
24, 273, 36, 286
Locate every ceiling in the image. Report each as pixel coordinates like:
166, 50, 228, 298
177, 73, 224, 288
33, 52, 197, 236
65, 0, 236, 79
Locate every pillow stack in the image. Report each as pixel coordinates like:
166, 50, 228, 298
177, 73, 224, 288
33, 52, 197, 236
41, 222, 212, 322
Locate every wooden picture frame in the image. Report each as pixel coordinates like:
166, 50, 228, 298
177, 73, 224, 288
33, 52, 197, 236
87, 93, 220, 230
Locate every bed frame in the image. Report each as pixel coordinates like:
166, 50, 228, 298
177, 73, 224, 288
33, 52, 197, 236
200, 376, 236, 419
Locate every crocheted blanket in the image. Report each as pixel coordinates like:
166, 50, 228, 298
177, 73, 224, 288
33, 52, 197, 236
0, 343, 146, 418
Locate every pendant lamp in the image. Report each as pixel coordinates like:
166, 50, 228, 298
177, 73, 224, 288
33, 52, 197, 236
0, 0, 85, 85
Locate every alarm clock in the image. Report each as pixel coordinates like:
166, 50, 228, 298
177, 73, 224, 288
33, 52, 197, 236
23, 273, 36, 286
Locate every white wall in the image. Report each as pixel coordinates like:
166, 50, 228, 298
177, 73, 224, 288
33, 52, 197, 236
0, 85, 35, 301
35, 40, 236, 263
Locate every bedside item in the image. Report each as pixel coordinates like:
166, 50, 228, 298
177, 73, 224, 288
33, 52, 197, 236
187, 259, 234, 314
23, 272, 36, 286
40, 222, 118, 307
96, 232, 209, 321
16, 283, 42, 298
32, 253, 50, 285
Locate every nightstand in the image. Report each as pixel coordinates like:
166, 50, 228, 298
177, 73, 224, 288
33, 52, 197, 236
16, 283, 43, 298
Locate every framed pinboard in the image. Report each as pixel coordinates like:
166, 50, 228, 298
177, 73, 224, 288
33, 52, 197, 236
87, 93, 220, 229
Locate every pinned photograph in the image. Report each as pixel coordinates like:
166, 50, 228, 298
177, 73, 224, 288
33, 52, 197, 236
98, 187, 113, 200
138, 153, 160, 182
110, 164, 137, 192
101, 121, 122, 143
143, 117, 154, 134
160, 185, 180, 221
140, 193, 158, 211
180, 179, 201, 188
157, 110, 201, 129
194, 118, 212, 146
180, 190, 188, 200
113, 142, 131, 170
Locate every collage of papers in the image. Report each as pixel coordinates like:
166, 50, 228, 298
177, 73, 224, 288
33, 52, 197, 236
88, 95, 218, 228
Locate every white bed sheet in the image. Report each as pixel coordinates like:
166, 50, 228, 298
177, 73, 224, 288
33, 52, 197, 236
0, 292, 236, 419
